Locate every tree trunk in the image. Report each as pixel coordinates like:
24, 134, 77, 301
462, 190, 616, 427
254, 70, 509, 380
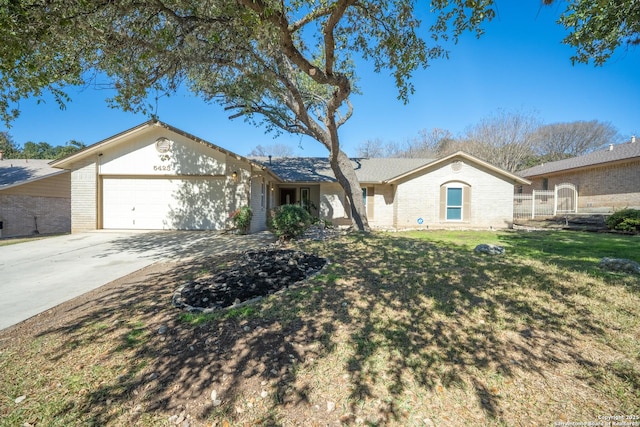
328, 149, 370, 231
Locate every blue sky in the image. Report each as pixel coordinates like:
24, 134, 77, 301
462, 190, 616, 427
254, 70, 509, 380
3, 2, 639, 157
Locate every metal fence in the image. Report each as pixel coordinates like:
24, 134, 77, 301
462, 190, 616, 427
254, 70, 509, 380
514, 183, 578, 220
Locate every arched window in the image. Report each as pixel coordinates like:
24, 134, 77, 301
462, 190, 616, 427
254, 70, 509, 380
440, 182, 471, 222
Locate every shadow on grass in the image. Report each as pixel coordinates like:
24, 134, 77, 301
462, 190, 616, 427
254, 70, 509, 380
498, 230, 640, 273
27, 230, 640, 426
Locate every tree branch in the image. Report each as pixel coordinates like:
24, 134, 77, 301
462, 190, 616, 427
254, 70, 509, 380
237, 0, 336, 86
323, 0, 356, 76
290, 5, 333, 33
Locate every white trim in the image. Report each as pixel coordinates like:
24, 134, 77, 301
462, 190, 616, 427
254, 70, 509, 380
445, 184, 464, 221
386, 151, 531, 185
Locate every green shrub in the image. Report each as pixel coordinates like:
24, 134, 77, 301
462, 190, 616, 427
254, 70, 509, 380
230, 206, 253, 234
269, 205, 312, 240
606, 209, 640, 233
311, 216, 334, 228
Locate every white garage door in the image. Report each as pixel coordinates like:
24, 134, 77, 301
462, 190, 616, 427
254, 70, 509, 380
102, 177, 228, 230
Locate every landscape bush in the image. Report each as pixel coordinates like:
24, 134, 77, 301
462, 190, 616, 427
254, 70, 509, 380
268, 205, 312, 240
606, 208, 640, 233
230, 206, 253, 234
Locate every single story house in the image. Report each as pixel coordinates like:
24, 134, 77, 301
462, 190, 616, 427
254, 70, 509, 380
254, 154, 530, 230
517, 138, 640, 212
0, 158, 71, 238
50, 120, 280, 234
50, 120, 530, 233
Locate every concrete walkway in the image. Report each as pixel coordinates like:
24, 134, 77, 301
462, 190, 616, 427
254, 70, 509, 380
0, 231, 275, 331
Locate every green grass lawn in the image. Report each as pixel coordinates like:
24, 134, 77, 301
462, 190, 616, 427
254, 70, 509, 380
407, 229, 639, 272
1, 229, 638, 426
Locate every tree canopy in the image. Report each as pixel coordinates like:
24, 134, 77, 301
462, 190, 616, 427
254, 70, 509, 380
0, 135, 85, 159
549, 0, 640, 65
248, 143, 295, 158
0, 131, 20, 158
530, 120, 621, 161
355, 128, 454, 159
0, 0, 496, 230
355, 114, 623, 172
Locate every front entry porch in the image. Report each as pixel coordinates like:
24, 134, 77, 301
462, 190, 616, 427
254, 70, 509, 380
278, 185, 321, 217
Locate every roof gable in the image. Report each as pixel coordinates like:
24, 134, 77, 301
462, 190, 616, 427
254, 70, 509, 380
50, 120, 278, 179
385, 151, 531, 185
518, 140, 640, 177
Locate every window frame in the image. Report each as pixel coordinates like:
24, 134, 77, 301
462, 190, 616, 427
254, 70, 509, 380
445, 185, 464, 221
300, 187, 311, 213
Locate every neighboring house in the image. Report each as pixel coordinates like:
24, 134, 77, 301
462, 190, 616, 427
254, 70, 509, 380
517, 138, 640, 213
0, 158, 71, 238
50, 120, 530, 233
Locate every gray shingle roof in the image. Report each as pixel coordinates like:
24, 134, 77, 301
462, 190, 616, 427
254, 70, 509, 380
251, 157, 433, 183
0, 159, 66, 189
518, 141, 640, 177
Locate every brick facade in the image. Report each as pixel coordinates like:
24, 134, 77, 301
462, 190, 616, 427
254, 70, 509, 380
317, 158, 519, 230
393, 159, 515, 229
54, 121, 526, 233
70, 158, 97, 232
524, 159, 640, 212
0, 172, 71, 238
249, 174, 268, 233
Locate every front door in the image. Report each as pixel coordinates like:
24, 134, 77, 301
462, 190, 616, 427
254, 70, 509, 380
280, 188, 297, 205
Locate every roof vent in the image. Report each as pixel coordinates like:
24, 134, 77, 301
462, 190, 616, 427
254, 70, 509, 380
608, 144, 614, 151
632, 135, 637, 143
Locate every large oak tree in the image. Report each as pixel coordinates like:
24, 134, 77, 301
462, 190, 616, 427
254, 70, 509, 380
0, 0, 495, 230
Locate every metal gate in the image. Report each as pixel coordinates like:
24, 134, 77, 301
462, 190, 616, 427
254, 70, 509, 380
514, 183, 578, 219
555, 183, 578, 214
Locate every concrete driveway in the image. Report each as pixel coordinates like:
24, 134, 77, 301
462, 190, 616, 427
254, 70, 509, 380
0, 231, 275, 331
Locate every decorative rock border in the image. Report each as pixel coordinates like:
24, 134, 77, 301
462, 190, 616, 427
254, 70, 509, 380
172, 249, 329, 313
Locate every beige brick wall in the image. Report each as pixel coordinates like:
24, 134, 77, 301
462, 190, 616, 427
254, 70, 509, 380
317, 160, 516, 230
319, 183, 351, 226
368, 185, 395, 228
0, 173, 72, 238
224, 159, 251, 228
249, 175, 268, 233
524, 160, 640, 211
394, 159, 514, 229
0, 193, 70, 238
71, 158, 97, 232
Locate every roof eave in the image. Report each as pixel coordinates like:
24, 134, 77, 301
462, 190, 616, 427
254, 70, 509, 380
49, 120, 284, 182
520, 155, 640, 179
384, 151, 531, 185
0, 169, 69, 191
50, 120, 157, 169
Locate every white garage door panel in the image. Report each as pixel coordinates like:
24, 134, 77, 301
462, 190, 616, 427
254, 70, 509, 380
102, 178, 227, 230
